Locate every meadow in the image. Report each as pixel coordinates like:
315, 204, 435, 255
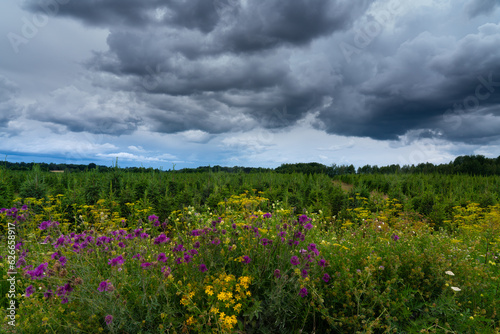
1, 163, 500, 333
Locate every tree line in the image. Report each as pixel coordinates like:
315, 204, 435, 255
2, 154, 500, 176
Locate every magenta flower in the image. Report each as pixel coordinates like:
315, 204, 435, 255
307, 243, 319, 256
392, 234, 400, 241
304, 223, 313, 230
141, 262, 153, 268
26, 262, 49, 280
199, 264, 208, 272
59, 256, 67, 267
299, 288, 308, 298
263, 213, 272, 219
183, 253, 193, 263
318, 259, 326, 268
98, 280, 114, 292
39, 221, 50, 230
26, 285, 34, 297
44, 289, 53, 299
148, 214, 158, 222
274, 269, 281, 278
162, 266, 171, 278
157, 253, 168, 263
212, 238, 221, 245
298, 214, 312, 224
173, 244, 185, 252
301, 269, 308, 278
322, 273, 331, 283
108, 255, 125, 267
290, 256, 300, 266
105, 315, 113, 326
242, 255, 251, 264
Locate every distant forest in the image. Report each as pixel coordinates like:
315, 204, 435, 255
2, 154, 500, 176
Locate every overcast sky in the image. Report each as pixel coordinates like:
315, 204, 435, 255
1, 0, 500, 169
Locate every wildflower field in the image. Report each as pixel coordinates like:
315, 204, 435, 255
1, 166, 500, 333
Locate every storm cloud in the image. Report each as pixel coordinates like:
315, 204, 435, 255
1, 0, 500, 167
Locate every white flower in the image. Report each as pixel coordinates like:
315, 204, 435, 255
445, 271, 455, 276
451, 287, 461, 292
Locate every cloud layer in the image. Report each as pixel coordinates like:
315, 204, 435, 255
1, 0, 499, 167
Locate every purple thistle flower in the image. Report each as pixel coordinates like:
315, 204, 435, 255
199, 264, 208, 272
141, 262, 153, 268
132, 253, 142, 260
44, 289, 53, 299
211, 238, 220, 245
53, 236, 66, 249
274, 269, 281, 278
392, 234, 400, 241
105, 315, 113, 326
61, 297, 69, 304
157, 253, 168, 263
148, 215, 159, 222
118, 242, 126, 248
26, 262, 49, 280
64, 283, 73, 294
261, 238, 270, 246
263, 212, 272, 219
318, 259, 326, 268
140, 233, 149, 239
307, 243, 319, 256
173, 244, 185, 252
108, 255, 125, 267
59, 256, 67, 267
98, 280, 113, 292
26, 285, 34, 297
322, 273, 331, 283
175, 257, 183, 265
16, 257, 26, 268
193, 241, 200, 249
304, 223, 313, 230
232, 223, 237, 229
242, 255, 251, 264
39, 221, 50, 230
301, 269, 308, 278
183, 253, 193, 263
161, 266, 171, 278
134, 228, 143, 237
298, 215, 312, 224
290, 256, 300, 266
299, 288, 308, 298
21, 205, 28, 211
188, 249, 198, 256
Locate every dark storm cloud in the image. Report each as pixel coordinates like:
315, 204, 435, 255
22, 0, 219, 32
65, 0, 371, 134
464, 0, 500, 18
19, 0, 500, 147
319, 21, 500, 144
